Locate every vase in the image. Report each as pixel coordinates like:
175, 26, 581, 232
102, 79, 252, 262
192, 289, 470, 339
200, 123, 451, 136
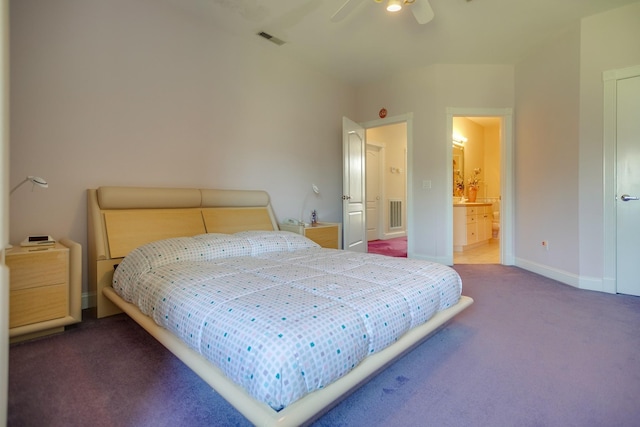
468, 187, 477, 202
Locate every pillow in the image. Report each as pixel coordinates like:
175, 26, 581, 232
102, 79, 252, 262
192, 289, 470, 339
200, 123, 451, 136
234, 230, 320, 255
113, 231, 319, 300
113, 234, 253, 300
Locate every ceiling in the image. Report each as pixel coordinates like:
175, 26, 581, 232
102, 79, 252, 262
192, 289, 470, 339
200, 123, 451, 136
163, 0, 638, 85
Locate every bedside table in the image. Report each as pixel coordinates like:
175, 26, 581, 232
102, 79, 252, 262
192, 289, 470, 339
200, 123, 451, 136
279, 222, 342, 249
7, 238, 82, 342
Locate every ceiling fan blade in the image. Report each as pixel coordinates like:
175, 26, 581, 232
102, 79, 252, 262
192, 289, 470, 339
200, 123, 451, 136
411, 0, 434, 24
331, 0, 365, 23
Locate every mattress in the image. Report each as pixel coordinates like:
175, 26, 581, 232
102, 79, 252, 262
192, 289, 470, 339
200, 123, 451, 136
112, 231, 462, 410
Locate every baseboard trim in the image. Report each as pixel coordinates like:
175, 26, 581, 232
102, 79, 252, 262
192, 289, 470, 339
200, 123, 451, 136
514, 258, 580, 288
580, 276, 616, 294
515, 258, 618, 294
82, 292, 96, 310
382, 231, 406, 240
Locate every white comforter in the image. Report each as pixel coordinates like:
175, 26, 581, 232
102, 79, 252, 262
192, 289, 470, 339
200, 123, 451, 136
113, 231, 462, 410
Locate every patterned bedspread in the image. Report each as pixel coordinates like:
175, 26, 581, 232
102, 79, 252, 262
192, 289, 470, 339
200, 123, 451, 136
113, 231, 462, 410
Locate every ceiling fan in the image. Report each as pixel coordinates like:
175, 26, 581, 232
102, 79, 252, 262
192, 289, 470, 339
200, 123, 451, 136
331, 0, 435, 25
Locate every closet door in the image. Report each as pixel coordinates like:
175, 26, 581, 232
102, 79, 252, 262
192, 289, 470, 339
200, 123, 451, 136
616, 73, 640, 296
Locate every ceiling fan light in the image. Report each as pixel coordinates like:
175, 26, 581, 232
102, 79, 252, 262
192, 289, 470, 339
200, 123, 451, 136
386, 0, 402, 12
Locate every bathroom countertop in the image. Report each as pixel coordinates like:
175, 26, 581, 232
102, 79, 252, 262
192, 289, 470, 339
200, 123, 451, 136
453, 202, 492, 207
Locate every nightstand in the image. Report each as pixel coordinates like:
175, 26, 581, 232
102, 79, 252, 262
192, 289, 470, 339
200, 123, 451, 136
279, 222, 342, 249
7, 238, 82, 342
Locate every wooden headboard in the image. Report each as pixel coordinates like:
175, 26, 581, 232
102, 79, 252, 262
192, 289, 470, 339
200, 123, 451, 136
87, 186, 279, 318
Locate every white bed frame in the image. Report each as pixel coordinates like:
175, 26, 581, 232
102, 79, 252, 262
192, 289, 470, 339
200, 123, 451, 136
87, 186, 473, 427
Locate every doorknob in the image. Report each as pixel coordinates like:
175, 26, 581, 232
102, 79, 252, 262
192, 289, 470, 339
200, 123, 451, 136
620, 194, 639, 201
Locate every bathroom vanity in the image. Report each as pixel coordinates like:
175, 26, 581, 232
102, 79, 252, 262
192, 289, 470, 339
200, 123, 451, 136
453, 203, 493, 252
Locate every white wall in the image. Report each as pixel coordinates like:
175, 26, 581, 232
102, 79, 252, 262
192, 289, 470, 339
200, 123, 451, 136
356, 65, 514, 263
9, 0, 356, 302
514, 24, 582, 280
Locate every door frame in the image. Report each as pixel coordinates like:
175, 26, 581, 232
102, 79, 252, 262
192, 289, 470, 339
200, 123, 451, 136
1, 0, 9, 424
603, 64, 640, 294
361, 113, 413, 252
445, 108, 514, 265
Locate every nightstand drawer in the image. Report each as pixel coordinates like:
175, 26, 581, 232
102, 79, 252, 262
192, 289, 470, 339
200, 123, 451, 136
10, 283, 68, 328
7, 249, 68, 290
280, 222, 342, 249
305, 225, 339, 249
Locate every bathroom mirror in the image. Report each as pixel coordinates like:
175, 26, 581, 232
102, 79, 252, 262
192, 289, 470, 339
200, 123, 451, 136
453, 144, 464, 196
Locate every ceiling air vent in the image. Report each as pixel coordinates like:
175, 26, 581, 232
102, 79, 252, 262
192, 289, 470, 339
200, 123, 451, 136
257, 31, 286, 46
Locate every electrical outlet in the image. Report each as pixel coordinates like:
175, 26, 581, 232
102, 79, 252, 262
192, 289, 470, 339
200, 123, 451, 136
541, 240, 549, 251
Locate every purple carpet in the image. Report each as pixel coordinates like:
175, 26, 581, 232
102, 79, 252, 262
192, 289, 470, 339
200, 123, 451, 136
8, 265, 640, 427
368, 236, 407, 257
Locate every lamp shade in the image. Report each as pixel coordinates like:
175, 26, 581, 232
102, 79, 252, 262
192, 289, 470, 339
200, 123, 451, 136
10, 175, 49, 195
300, 183, 321, 223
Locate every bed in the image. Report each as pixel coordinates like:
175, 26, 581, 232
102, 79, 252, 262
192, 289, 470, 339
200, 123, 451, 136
87, 186, 473, 426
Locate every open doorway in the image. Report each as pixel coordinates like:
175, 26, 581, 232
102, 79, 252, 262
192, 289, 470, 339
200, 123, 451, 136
452, 116, 501, 264
447, 107, 514, 266
365, 122, 408, 257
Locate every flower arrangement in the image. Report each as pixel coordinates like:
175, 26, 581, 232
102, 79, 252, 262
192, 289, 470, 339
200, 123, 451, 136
467, 168, 482, 189
466, 168, 481, 202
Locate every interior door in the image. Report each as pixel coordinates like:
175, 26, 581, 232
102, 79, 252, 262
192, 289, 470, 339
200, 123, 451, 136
616, 74, 640, 296
342, 117, 366, 252
366, 146, 381, 241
